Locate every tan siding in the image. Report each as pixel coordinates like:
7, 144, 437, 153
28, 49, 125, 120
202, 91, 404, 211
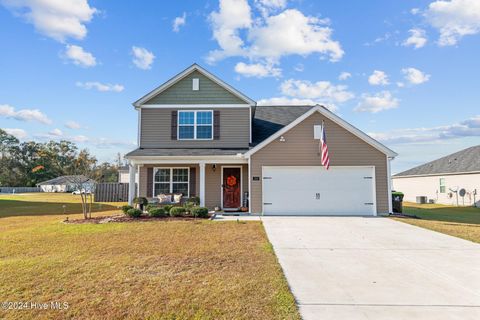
140, 107, 250, 148
250, 112, 389, 214
138, 163, 248, 211
145, 70, 246, 105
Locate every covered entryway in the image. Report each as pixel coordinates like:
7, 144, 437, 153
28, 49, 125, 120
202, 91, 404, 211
262, 166, 376, 215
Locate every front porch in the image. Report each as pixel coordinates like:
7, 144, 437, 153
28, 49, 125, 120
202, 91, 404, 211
127, 160, 249, 212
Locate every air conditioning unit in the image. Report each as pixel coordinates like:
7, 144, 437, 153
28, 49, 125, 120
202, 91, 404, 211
416, 196, 427, 204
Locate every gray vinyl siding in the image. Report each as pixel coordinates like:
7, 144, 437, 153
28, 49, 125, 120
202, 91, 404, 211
250, 112, 389, 214
144, 70, 247, 105
140, 107, 250, 148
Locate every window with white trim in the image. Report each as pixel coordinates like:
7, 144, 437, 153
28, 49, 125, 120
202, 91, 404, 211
178, 110, 213, 140
439, 178, 446, 193
154, 168, 189, 196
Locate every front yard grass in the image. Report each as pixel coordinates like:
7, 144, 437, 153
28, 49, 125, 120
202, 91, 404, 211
0, 193, 299, 319
393, 202, 480, 244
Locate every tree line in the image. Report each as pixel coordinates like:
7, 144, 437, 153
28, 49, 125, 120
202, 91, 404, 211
0, 129, 121, 187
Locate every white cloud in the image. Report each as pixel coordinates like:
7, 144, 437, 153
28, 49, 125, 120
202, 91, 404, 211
234, 61, 281, 78
254, 0, 287, 16
402, 67, 431, 84
368, 70, 389, 86
131, 46, 155, 70
4, 128, 27, 139
257, 97, 337, 111
76, 81, 124, 92
397, 82, 405, 88
207, 1, 343, 64
65, 121, 81, 129
294, 63, 304, 72
411, 8, 421, 15
403, 28, 428, 48
280, 79, 354, 103
338, 72, 351, 81
173, 12, 186, 32
48, 128, 63, 136
64, 44, 96, 67
354, 91, 399, 113
0, 104, 52, 124
425, 0, 480, 46
370, 115, 480, 144
1, 0, 97, 42
72, 135, 89, 143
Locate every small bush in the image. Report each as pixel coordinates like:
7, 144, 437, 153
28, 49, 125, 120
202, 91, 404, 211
169, 206, 186, 217
163, 205, 174, 213
145, 204, 158, 213
121, 205, 133, 214
149, 207, 166, 217
186, 196, 200, 206
126, 208, 143, 218
191, 207, 209, 218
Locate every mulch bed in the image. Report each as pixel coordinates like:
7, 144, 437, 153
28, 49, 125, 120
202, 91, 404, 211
64, 214, 211, 224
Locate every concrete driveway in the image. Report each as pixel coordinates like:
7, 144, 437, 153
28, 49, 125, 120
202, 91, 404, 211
262, 217, 480, 320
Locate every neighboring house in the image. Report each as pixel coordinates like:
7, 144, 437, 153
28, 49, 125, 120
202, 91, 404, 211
125, 64, 397, 215
118, 166, 139, 184
36, 175, 96, 193
393, 145, 480, 207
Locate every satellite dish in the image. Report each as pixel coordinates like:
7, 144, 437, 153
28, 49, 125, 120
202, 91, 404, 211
459, 188, 466, 197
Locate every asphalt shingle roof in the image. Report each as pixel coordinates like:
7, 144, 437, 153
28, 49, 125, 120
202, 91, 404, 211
252, 105, 314, 145
394, 145, 480, 177
125, 148, 249, 157
37, 175, 95, 186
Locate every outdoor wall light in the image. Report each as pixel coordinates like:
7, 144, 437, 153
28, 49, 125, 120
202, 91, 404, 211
279, 136, 286, 142
212, 164, 217, 172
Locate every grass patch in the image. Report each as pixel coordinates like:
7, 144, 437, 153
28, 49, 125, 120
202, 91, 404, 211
393, 202, 480, 244
0, 194, 299, 319
0, 193, 123, 218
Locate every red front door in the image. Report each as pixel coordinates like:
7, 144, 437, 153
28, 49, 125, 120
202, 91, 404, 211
223, 167, 241, 209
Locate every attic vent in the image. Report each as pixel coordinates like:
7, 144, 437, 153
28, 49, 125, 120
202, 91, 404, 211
192, 78, 199, 91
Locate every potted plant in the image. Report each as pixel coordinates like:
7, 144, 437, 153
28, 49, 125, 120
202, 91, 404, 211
133, 197, 148, 211
240, 207, 248, 212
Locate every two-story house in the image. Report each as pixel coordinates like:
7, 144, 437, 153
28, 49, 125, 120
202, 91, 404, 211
125, 64, 397, 215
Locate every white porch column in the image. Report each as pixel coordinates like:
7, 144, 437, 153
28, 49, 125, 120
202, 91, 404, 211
387, 156, 393, 214
128, 163, 136, 205
199, 162, 206, 207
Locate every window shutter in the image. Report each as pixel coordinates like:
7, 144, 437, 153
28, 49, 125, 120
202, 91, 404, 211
214, 110, 220, 140
171, 111, 178, 140
147, 167, 153, 197
189, 167, 196, 197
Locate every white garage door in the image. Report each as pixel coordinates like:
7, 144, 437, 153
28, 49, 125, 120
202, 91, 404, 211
262, 166, 376, 215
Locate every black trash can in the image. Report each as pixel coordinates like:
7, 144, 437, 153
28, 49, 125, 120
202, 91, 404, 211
392, 191, 404, 213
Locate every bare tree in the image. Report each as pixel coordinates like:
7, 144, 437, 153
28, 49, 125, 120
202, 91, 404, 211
65, 175, 96, 219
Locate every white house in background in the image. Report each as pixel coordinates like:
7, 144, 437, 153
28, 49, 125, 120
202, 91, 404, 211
118, 166, 139, 184
36, 175, 96, 193
392, 145, 480, 207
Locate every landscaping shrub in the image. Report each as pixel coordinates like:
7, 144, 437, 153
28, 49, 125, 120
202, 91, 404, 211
169, 206, 186, 217
133, 197, 148, 205
163, 205, 174, 213
145, 204, 158, 213
121, 205, 133, 214
126, 208, 143, 218
191, 207, 209, 218
149, 207, 166, 218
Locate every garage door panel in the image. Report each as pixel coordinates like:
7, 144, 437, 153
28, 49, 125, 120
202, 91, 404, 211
263, 166, 375, 215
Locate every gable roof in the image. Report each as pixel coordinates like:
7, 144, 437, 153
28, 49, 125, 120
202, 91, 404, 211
252, 105, 314, 146
245, 105, 398, 158
133, 63, 256, 107
36, 175, 95, 186
394, 145, 480, 177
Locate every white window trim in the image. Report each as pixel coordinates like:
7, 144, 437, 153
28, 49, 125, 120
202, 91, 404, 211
177, 110, 214, 141
439, 177, 446, 193
153, 167, 190, 197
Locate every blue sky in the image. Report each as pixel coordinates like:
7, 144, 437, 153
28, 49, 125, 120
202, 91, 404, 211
0, 0, 479, 173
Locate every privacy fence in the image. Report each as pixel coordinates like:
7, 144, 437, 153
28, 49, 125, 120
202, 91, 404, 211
94, 183, 135, 202
0, 187, 42, 193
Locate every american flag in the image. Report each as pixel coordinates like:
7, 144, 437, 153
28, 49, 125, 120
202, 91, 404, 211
320, 121, 330, 170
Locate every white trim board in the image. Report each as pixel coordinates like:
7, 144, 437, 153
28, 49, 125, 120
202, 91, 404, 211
244, 105, 397, 158
133, 64, 256, 107
137, 104, 252, 109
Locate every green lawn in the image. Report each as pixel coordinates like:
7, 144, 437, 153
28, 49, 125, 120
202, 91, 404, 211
0, 193, 299, 320
394, 202, 480, 244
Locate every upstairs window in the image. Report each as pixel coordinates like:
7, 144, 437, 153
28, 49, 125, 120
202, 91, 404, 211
439, 178, 446, 193
178, 110, 213, 140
